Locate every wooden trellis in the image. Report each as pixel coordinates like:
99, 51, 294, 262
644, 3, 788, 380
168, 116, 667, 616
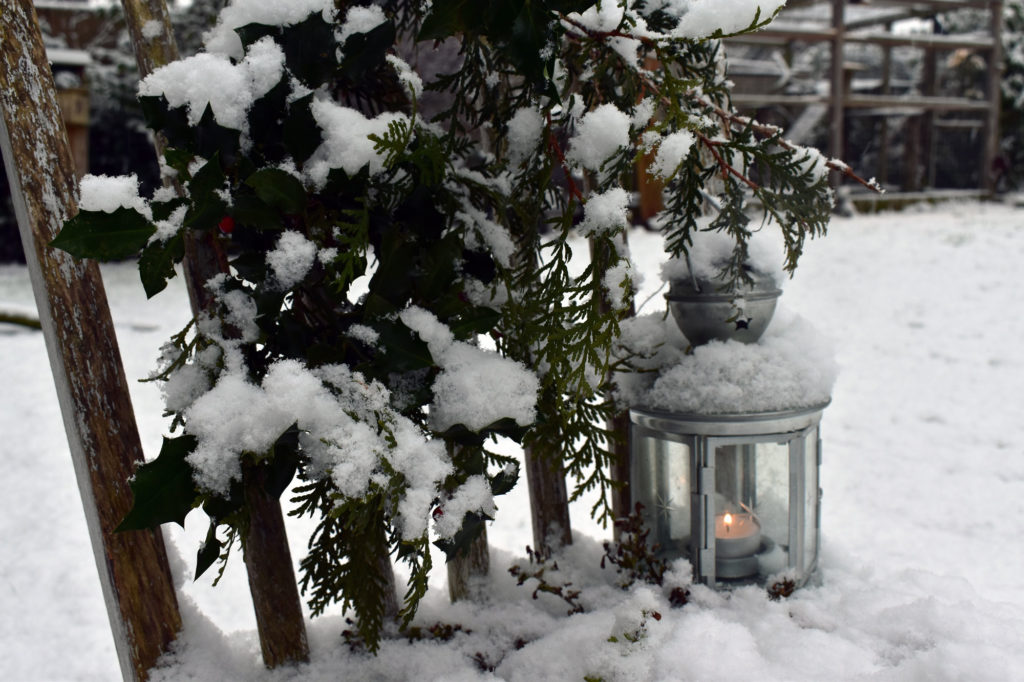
1, 1, 603, 677
726, 0, 1005, 200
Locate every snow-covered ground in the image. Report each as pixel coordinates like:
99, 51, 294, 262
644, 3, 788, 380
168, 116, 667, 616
2, 201, 1023, 680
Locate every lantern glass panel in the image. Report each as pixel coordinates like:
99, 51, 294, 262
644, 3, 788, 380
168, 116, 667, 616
633, 435, 692, 555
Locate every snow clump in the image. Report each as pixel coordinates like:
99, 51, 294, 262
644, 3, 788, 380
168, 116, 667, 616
266, 230, 318, 289
399, 306, 539, 432
337, 3, 388, 43
580, 187, 630, 237
659, 221, 784, 285
304, 99, 409, 187
567, 103, 631, 173
668, 0, 786, 40
78, 173, 152, 219
649, 130, 696, 179
138, 36, 285, 131
507, 107, 545, 166
204, 0, 336, 59
628, 310, 837, 414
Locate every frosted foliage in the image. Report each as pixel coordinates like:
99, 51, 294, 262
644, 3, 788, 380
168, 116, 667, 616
660, 223, 784, 284
338, 4, 388, 43
138, 37, 285, 131
460, 208, 516, 267
671, 0, 786, 39
266, 230, 317, 289
566, 104, 631, 172
78, 174, 152, 220
603, 261, 634, 311
204, 0, 335, 59
185, 374, 290, 493
215, 287, 260, 343
386, 54, 423, 99
650, 130, 695, 179
182, 359, 452, 538
399, 307, 539, 432
507, 107, 545, 165
347, 323, 379, 345
433, 475, 496, 538
580, 187, 630, 237
797, 145, 829, 183
162, 363, 211, 413
643, 312, 837, 414
305, 99, 409, 187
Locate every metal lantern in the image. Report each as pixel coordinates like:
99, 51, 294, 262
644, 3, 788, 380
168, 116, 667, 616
630, 403, 827, 587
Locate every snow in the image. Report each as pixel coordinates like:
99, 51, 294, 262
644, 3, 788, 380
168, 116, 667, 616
138, 37, 286, 131
337, 4, 388, 44
639, 310, 838, 413
3, 202, 1024, 679
660, 221, 785, 285
77, 173, 153, 219
668, 0, 787, 40
506, 107, 545, 166
266, 230, 317, 289
566, 103, 632, 173
204, 0, 336, 60
400, 306, 539, 432
649, 130, 696, 179
580, 186, 630, 237
304, 100, 409, 187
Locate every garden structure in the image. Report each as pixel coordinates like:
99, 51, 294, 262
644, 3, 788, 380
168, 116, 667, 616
724, 0, 1005, 203
1, 1, 874, 679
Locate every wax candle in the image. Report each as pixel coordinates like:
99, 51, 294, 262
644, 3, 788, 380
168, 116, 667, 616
715, 511, 762, 559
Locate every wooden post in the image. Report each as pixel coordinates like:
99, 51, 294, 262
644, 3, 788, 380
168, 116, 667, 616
0, 2, 181, 680
116, 0, 310, 666
447, 526, 491, 602
830, 0, 846, 189
984, 0, 1005, 194
524, 445, 573, 551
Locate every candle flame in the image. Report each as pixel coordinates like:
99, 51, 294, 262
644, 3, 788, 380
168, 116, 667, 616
724, 513, 733, 526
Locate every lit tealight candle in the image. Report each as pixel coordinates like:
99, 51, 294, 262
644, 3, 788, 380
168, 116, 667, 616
715, 511, 762, 559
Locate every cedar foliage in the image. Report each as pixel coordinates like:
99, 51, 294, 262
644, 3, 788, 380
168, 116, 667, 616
51, 0, 855, 650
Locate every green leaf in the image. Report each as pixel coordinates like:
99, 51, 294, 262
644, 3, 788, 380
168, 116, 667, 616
339, 21, 396, 80
245, 168, 307, 214
278, 14, 338, 87
449, 305, 500, 338
188, 152, 225, 202
195, 522, 222, 580
51, 208, 156, 261
138, 233, 184, 298
490, 462, 520, 496
116, 435, 199, 531
284, 93, 321, 164
231, 194, 284, 231
434, 512, 487, 562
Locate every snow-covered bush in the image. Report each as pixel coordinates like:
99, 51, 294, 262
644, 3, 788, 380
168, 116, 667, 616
51, 0, 846, 650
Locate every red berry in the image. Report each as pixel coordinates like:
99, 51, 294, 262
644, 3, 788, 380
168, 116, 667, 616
218, 216, 235, 234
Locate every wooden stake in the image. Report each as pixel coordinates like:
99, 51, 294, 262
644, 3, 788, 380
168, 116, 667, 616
117, 0, 310, 666
0, 2, 181, 679
524, 444, 573, 551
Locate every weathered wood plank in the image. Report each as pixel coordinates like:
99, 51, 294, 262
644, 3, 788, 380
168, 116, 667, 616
0, 2, 181, 679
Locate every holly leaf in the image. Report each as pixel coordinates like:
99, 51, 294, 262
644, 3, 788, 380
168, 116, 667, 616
434, 511, 488, 562
195, 522, 221, 580
490, 462, 519, 496
51, 208, 156, 261
116, 435, 199, 531
138, 232, 184, 298
245, 168, 307, 214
